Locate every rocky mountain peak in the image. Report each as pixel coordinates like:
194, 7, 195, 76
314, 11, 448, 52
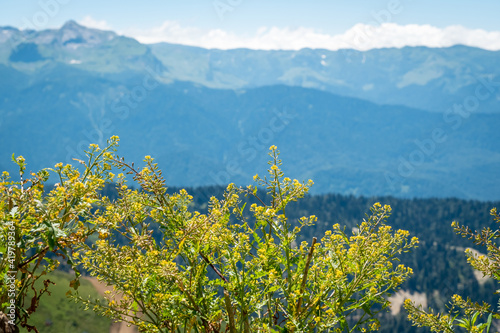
58, 20, 116, 47
61, 20, 82, 30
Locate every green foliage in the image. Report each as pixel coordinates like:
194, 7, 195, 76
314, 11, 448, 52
67, 140, 418, 332
0, 137, 119, 331
404, 208, 500, 332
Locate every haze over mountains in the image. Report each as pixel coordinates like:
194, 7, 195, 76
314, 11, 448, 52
1, 21, 499, 200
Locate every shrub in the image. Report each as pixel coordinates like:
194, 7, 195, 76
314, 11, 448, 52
404, 208, 500, 332
0, 137, 119, 332
1, 137, 418, 332
68, 139, 418, 332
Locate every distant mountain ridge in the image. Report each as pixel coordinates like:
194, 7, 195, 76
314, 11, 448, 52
2, 21, 500, 113
0, 21, 499, 200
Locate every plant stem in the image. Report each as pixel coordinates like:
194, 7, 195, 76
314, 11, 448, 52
296, 237, 317, 316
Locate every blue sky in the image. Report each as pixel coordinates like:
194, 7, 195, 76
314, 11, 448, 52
2, 0, 500, 50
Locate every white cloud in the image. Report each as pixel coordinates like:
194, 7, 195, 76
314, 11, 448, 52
340, 23, 500, 51
79, 19, 500, 51
78, 16, 113, 31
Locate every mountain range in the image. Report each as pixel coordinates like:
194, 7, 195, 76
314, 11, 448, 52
0, 21, 499, 200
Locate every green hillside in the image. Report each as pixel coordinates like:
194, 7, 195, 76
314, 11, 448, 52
19, 270, 111, 333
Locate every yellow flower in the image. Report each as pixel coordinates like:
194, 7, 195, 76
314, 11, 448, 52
74, 182, 85, 191
369, 321, 380, 330
271, 165, 278, 171
269, 145, 277, 150
98, 230, 109, 239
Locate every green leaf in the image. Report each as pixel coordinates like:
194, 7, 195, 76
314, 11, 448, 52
456, 318, 469, 329
252, 231, 262, 244
362, 302, 373, 316
46, 231, 56, 251
37, 169, 50, 181
69, 278, 80, 290
471, 311, 480, 326
486, 313, 493, 333
340, 318, 348, 331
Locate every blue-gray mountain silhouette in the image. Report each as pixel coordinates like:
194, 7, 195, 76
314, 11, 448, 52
0, 21, 499, 200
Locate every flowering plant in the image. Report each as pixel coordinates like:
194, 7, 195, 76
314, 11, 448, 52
69, 140, 418, 332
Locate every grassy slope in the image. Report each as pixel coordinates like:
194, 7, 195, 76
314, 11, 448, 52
20, 270, 111, 333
